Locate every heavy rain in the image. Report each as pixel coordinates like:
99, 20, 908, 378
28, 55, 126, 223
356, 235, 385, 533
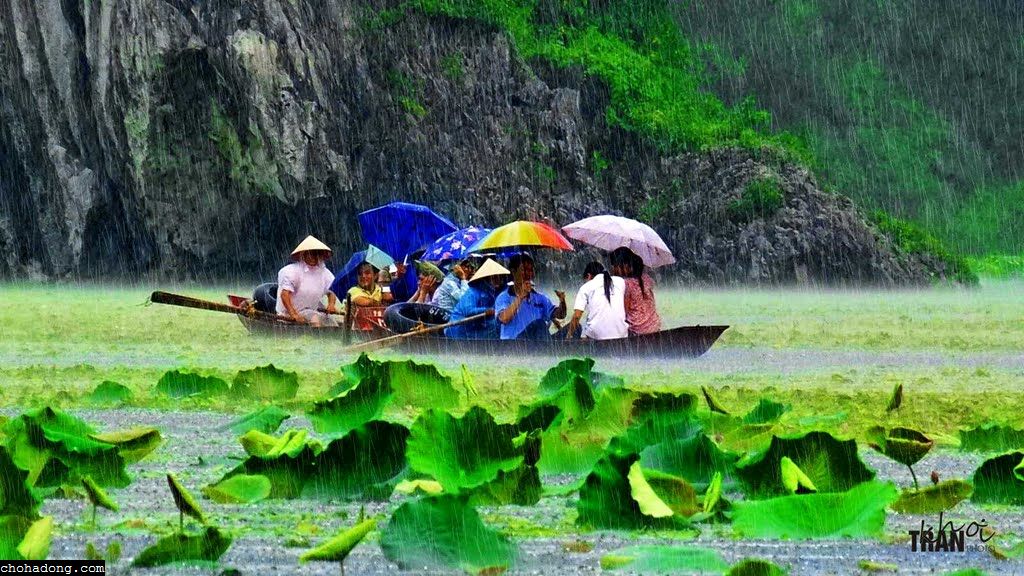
1, 0, 1023, 574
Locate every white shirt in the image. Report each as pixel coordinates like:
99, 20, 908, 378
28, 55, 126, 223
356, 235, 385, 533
275, 262, 335, 315
573, 274, 628, 340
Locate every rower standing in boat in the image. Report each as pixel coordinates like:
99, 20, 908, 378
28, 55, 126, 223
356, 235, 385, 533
495, 253, 567, 340
276, 235, 338, 326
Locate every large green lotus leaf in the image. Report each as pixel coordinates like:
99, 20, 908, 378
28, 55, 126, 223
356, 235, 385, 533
891, 480, 973, 514
90, 427, 162, 464
468, 464, 542, 507
218, 406, 289, 435
384, 359, 460, 409
537, 387, 639, 474
380, 495, 517, 574
867, 426, 933, 467
202, 474, 271, 504
0, 447, 40, 518
742, 398, 791, 425
300, 518, 377, 564
264, 429, 310, 459
155, 370, 228, 398
971, 451, 1024, 505
0, 516, 33, 560
131, 527, 232, 567
227, 421, 408, 500
168, 474, 206, 525
85, 381, 132, 406
732, 481, 898, 539
600, 545, 729, 573
628, 462, 699, 518
727, 559, 789, 576
520, 374, 595, 427
308, 375, 393, 437
960, 424, 1024, 453
238, 430, 279, 458
230, 364, 299, 401
735, 431, 875, 498
15, 516, 52, 560
639, 434, 740, 493
301, 420, 409, 500
538, 358, 597, 396
577, 452, 690, 530
6, 408, 129, 488
407, 407, 522, 493
610, 391, 701, 455
330, 353, 378, 396
780, 457, 817, 494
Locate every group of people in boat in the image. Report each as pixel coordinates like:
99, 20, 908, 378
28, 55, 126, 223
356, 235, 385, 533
272, 235, 661, 340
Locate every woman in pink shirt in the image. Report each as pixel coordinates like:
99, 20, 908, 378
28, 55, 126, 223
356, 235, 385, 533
610, 247, 661, 335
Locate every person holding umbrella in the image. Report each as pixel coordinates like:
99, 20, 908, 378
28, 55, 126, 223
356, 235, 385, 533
495, 253, 567, 340
276, 235, 339, 326
611, 247, 662, 335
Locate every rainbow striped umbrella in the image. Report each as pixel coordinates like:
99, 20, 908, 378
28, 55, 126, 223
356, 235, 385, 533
467, 220, 574, 252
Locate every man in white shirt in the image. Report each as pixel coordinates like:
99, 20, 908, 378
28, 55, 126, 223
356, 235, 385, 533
275, 235, 338, 326
563, 262, 628, 340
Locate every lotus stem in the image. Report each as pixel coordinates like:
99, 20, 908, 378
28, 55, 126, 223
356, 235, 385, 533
179, 510, 184, 533
339, 562, 345, 576
908, 465, 919, 491
92, 505, 97, 529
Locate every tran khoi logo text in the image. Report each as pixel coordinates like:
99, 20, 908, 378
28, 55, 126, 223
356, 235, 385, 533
908, 513, 992, 552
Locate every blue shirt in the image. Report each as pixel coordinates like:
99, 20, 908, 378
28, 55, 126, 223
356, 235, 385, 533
445, 284, 498, 339
494, 287, 556, 339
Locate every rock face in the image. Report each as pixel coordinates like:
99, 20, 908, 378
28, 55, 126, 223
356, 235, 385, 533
0, 0, 948, 284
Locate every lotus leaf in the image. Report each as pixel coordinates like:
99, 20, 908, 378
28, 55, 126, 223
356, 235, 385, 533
218, 406, 289, 435
202, 475, 271, 504
599, 545, 729, 573
380, 495, 517, 575
0, 516, 33, 560
300, 518, 377, 564
727, 558, 789, 576
376, 357, 460, 409
231, 364, 299, 400
226, 421, 408, 500
407, 407, 522, 492
867, 426, 933, 467
0, 447, 40, 518
538, 358, 597, 397
611, 391, 701, 454
167, 473, 206, 528
89, 427, 162, 464
639, 434, 740, 493
536, 387, 639, 474
86, 381, 132, 406
15, 516, 52, 560
265, 429, 309, 459
308, 375, 393, 436
703, 472, 723, 514
971, 451, 1024, 505
959, 424, 1024, 453
735, 431, 875, 498
577, 452, 691, 530
627, 462, 699, 518
238, 430, 281, 457
701, 386, 730, 414
155, 370, 228, 398
82, 476, 118, 512
780, 457, 817, 494
5, 407, 129, 488
467, 464, 542, 506
886, 383, 903, 412
131, 527, 232, 567
890, 480, 973, 514
394, 479, 444, 496
732, 481, 898, 539
332, 353, 377, 396
742, 398, 791, 425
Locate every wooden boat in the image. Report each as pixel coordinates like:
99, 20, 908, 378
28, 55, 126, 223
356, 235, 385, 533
226, 295, 727, 358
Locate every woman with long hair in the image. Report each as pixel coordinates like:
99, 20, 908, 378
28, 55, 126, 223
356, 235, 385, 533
610, 247, 661, 335
562, 261, 627, 339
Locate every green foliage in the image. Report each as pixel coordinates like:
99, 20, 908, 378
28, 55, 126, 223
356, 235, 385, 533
0, 516, 38, 561
308, 375, 393, 437
639, 435, 740, 493
0, 448, 41, 518
735, 431, 875, 498
15, 516, 52, 561
88, 427, 162, 464
742, 398, 791, 425
202, 474, 271, 504
577, 452, 690, 530
727, 559, 789, 576
959, 424, 1024, 453
219, 406, 289, 435
600, 545, 729, 573
155, 370, 229, 398
380, 495, 517, 574
131, 527, 232, 567
890, 480, 973, 514
728, 177, 785, 222
387, 68, 427, 120
866, 426, 933, 467
230, 365, 299, 401
967, 254, 1024, 279
440, 52, 466, 84
300, 518, 377, 564
167, 473, 206, 527
590, 149, 609, 178
872, 211, 978, 285
85, 381, 132, 406
731, 480, 898, 539
971, 451, 1024, 505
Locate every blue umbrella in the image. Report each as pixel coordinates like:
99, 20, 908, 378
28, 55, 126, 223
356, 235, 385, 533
358, 202, 458, 261
422, 226, 492, 263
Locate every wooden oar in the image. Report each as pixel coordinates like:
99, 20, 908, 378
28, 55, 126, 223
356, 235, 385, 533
342, 310, 494, 354
149, 291, 298, 324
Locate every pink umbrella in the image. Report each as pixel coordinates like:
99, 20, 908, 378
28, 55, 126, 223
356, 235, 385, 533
562, 215, 676, 267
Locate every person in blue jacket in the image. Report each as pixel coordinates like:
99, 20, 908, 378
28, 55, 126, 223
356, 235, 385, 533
494, 252, 567, 339
445, 259, 510, 339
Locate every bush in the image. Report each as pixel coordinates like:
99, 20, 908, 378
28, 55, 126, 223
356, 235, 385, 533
728, 177, 785, 222
872, 211, 978, 285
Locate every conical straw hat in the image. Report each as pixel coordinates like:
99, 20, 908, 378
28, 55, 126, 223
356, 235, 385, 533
469, 259, 510, 282
291, 235, 332, 258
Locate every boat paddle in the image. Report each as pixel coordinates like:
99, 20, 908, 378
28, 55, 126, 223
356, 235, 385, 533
149, 291, 299, 324
341, 310, 494, 354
